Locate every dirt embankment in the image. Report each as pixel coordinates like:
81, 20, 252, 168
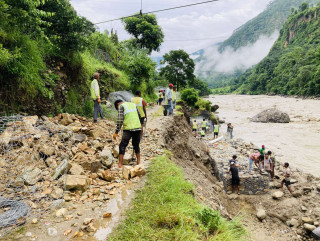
161, 112, 320, 241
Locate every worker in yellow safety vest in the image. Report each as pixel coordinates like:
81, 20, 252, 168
192, 120, 198, 137
202, 119, 207, 132
201, 130, 206, 138
172, 86, 177, 109
131, 90, 147, 139
90, 72, 104, 123
158, 90, 164, 106
113, 100, 142, 168
214, 124, 219, 139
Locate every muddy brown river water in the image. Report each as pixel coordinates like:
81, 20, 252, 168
208, 95, 320, 177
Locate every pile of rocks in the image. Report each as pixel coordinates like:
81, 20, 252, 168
0, 113, 153, 230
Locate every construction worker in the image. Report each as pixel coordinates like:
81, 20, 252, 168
131, 90, 147, 139
90, 72, 104, 122
172, 86, 177, 109
201, 130, 206, 138
113, 100, 141, 168
214, 124, 219, 139
158, 90, 164, 106
192, 120, 198, 137
202, 119, 207, 133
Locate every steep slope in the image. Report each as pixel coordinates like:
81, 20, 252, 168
195, 0, 319, 88
233, 3, 320, 96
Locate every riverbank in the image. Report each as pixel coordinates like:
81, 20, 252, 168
207, 94, 320, 177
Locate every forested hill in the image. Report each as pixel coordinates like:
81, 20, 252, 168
218, 0, 318, 52
195, 0, 319, 89
231, 3, 320, 96
0, 0, 163, 115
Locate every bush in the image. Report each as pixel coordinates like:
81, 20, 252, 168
181, 88, 199, 107
195, 98, 211, 111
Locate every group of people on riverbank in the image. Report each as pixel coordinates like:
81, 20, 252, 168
227, 146, 293, 195
192, 119, 220, 139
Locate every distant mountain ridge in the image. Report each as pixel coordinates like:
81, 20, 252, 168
195, 0, 319, 88
229, 3, 320, 96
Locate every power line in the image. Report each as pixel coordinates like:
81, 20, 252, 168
94, 0, 218, 25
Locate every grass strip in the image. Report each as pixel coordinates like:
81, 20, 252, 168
109, 155, 248, 241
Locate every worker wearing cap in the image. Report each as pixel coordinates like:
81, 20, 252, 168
165, 83, 174, 115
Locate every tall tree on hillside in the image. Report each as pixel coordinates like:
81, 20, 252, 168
122, 14, 164, 54
160, 50, 195, 90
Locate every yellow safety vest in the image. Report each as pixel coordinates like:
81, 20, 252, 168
201, 130, 205, 136
90, 79, 100, 100
193, 122, 197, 129
121, 102, 142, 130
172, 91, 176, 101
214, 125, 219, 132
159, 92, 163, 98
202, 121, 207, 128
131, 97, 145, 118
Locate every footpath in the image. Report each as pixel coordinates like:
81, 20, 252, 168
1, 104, 320, 241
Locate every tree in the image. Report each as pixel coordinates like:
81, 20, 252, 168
122, 14, 164, 54
188, 78, 211, 96
160, 50, 195, 90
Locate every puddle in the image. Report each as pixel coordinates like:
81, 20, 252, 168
89, 188, 134, 241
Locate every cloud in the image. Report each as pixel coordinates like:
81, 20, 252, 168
70, 0, 273, 57
196, 31, 279, 74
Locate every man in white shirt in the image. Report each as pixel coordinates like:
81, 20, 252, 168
281, 162, 293, 194
165, 83, 173, 115
90, 72, 104, 122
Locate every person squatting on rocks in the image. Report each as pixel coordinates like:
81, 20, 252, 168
227, 123, 233, 139
113, 100, 141, 168
281, 162, 293, 194
226, 161, 240, 195
200, 129, 206, 139
90, 72, 104, 122
131, 90, 147, 140
165, 84, 174, 116
214, 124, 219, 139
248, 152, 261, 174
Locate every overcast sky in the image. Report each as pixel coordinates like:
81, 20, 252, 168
71, 0, 273, 57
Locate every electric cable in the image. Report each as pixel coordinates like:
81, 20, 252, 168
94, 0, 218, 25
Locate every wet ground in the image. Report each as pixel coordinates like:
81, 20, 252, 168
208, 95, 320, 177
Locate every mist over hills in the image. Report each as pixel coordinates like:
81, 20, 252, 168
195, 0, 319, 89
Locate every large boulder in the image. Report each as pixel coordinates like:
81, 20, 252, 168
60, 113, 74, 126
89, 127, 106, 139
69, 163, 85, 175
251, 108, 290, 123
52, 159, 72, 180
272, 191, 284, 199
22, 167, 42, 185
65, 175, 90, 192
256, 209, 266, 221
100, 149, 113, 168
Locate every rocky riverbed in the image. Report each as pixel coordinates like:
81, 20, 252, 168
207, 95, 320, 177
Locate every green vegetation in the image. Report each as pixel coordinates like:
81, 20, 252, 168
195, 0, 318, 89
0, 0, 163, 115
181, 88, 199, 107
109, 155, 247, 241
230, 3, 320, 96
219, 0, 318, 52
122, 14, 164, 54
160, 49, 195, 90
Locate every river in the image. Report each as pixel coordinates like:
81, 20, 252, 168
208, 95, 320, 177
